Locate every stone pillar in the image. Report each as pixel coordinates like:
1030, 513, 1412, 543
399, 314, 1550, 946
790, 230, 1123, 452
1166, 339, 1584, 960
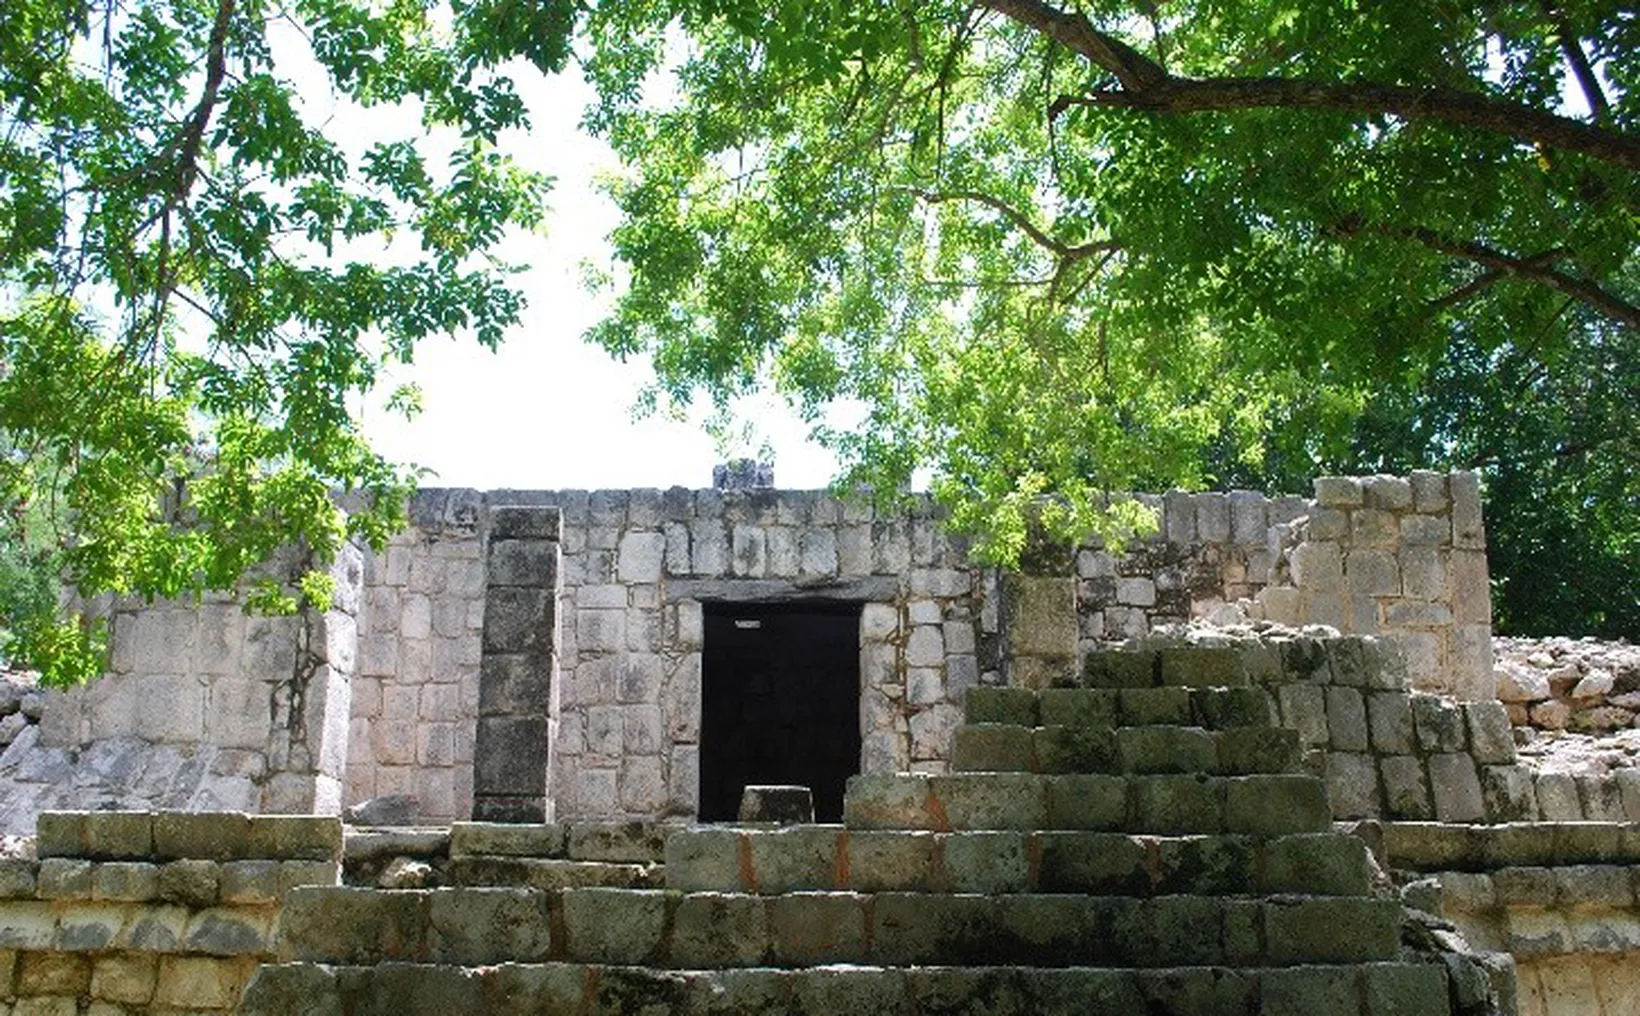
472, 506, 561, 822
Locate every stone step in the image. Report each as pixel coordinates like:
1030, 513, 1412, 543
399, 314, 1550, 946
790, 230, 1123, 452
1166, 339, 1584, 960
448, 821, 672, 863
1382, 821, 1640, 872
951, 723, 1301, 776
446, 855, 663, 890
664, 826, 1371, 897
843, 771, 1332, 836
241, 960, 1454, 1016
277, 886, 1404, 969
966, 686, 1275, 730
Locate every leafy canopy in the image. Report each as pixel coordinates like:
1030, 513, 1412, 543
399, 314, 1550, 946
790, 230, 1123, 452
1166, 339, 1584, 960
576, 0, 1636, 564
0, 0, 565, 682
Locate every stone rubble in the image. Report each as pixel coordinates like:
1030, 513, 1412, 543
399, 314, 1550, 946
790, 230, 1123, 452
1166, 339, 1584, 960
1493, 636, 1640, 732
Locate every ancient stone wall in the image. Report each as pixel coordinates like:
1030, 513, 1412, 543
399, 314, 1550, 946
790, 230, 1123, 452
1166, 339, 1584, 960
1080, 471, 1493, 701
0, 811, 341, 1014
0, 549, 360, 836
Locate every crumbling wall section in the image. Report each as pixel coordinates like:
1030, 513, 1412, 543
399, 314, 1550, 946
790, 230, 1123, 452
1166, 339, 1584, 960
0, 548, 361, 837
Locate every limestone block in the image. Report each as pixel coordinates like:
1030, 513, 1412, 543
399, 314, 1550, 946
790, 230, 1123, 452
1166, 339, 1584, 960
1380, 756, 1434, 819
57, 902, 128, 951
1263, 897, 1399, 963
38, 812, 154, 861
1400, 632, 1445, 690
1325, 752, 1381, 818
1002, 575, 1078, 661
134, 674, 206, 744
1451, 470, 1485, 548
152, 956, 249, 1009
1412, 695, 1468, 752
1277, 684, 1329, 747
1307, 506, 1349, 541
1465, 702, 1516, 764
91, 862, 158, 902
1400, 513, 1451, 546
1326, 686, 1370, 751
426, 888, 552, 964
688, 520, 728, 576
37, 858, 93, 899
562, 887, 666, 964
184, 906, 276, 955
483, 588, 554, 656
1194, 492, 1230, 542
1314, 476, 1363, 508
574, 608, 623, 655
1115, 577, 1156, 607
762, 527, 799, 575
670, 895, 770, 967
872, 522, 912, 574
1429, 753, 1485, 822
1367, 692, 1416, 753
1386, 600, 1453, 627
1409, 470, 1450, 513
1163, 490, 1197, 544
1363, 474, 1415, 511
1291, 541, 1342, 590
1255, 585, 1301, 626
1577, 774, 1627, 822
798, 528, 838, 577
1346, 549, 1400, 598
1227, 491, 1268, 545
906, 626, 945, 668
729, 525, 767, 577
909, 703, 962, 761
617, 756, 665, 813
92, 954, 158, 1006
1351, 509, 1401, 547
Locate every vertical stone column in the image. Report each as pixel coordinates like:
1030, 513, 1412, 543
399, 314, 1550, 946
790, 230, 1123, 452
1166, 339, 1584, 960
473, 506, 561, 822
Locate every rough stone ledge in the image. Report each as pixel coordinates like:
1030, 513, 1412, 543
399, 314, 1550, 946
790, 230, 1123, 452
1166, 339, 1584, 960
35, 812, 343, 864
1383, 822, 1640, 872
238, 959, 1461, 1016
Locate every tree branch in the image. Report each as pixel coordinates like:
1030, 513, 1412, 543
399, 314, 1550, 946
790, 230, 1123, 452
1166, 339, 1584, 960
904, 187, 1119, 262
982, 0, 1640, 170
174, 0, 236, 201
1542, 1, 1610, 121
1354, 224, 1640, 329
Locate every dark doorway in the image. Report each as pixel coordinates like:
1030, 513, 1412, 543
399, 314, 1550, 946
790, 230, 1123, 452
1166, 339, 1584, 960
700, 601, 862, 823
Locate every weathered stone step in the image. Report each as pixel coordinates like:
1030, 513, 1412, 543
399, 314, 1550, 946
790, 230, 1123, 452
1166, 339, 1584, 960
1076, 638, 1398, 692
449, 821, 672, 863
966, 686, 1275, 730
843, 772, 1331, 836
446, 855, 663, 890
277, 886, 1403, 969
1382, 821, 1640, 872
951, 723, 1301, 776
241, 960, 1454, 1016
665, 826, 1371, 897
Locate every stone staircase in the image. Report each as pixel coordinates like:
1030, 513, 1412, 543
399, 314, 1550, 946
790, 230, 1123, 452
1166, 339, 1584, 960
239, 649, 1494, 1015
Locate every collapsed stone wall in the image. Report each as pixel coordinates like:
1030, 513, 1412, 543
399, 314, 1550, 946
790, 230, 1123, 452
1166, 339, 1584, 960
1080, 472, 1492, 701
0, 549, 361, 837
1494, 636, 1640, 733
0, 811, 341, 1014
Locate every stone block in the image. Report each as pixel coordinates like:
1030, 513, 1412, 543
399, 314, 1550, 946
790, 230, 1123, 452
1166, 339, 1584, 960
53, 901, 127, 951
670, 893, 770, 967
482, 587, 554, 655
19, 951, 92, 995
451, 822, 568, 858
1116, 726, 1216, 775
1085, 650, 1159, 689
118, 904, 189, 952
37, 858, 93, 899
279, 886, 428, 963
951, 725, 1034, 773
873, 893, 996, 965
1429, 753, 1486, 822
472, 715, 549, 797
931, 773, 1047, 830
92, 953, 158, 1006
1117, 687, 1191, 726
1412, 694, 1467, 752
566, 822, 670, 864
1352, 509, 1400, 547
1134, 775, 1224, 834
1261, 833, 1371, 896
747, 827, 839, 893
617, 531, 666, 584
1314, 476, 1363, 507
427, 887, 552, 964
1196, 687, 1275, 728
1277, 684, 1329, 747
183, 906, 276, 955
152, 955, 249, 1010
1326, 686, 1369, 751
1535, 772, 1583, 820
1400, 546, 1447, 601
1326, 752, 1382, 819
1363, 963, 1453, 1016
1363, 474, 1415, 511
1465, 702, 1516, 765
1036, 832, 1146, 895
1226, 775, 1331, 836
246, 816, 343, 861
1158, 647, 1248, 688
1478, 765, 1537, 822
1216, 727, 1301, 775
490, 506, 561, 541
1044, 774, 1127, 831
942, 832, 1028, 893
0, 901, 59, 948
219, 860, 280, 905
844, 832, 938, 893
92, 862, 158, 902
768, 892, 867, 965
1265, 898, 1399, 963
1380, 756, 1434, 820
0, 860, 37, 899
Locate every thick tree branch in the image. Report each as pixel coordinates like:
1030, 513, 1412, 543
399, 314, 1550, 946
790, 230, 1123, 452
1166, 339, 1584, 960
904, 187, 1119, 262
174, 0, 236, 201
982, 0, 1640, 170
1542, 1, 1610, 121
1353, 224, 1640, 329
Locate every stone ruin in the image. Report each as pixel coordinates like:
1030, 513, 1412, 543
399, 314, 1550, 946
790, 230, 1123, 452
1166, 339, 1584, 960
0, 468, 1634, 1014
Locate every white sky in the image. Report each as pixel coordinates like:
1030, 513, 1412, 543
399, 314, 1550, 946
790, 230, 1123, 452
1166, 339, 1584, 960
345, 64, 843, 492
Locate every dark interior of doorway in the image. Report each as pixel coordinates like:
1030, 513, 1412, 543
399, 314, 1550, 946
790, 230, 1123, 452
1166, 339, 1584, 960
699, 601, 862, 823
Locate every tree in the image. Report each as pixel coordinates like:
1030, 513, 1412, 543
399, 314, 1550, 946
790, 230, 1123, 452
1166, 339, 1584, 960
576, 1, 1636, 572
1, 0, 569, 682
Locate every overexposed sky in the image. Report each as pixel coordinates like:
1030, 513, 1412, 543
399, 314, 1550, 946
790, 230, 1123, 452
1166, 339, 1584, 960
338, 61, 842, 492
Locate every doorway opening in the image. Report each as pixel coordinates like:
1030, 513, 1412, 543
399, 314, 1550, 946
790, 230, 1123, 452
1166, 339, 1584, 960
699, 601, 863, 823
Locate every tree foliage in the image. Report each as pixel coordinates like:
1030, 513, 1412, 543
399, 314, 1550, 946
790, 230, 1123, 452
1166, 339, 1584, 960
577, 0, 1636, 579
1, 0, 564, 682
